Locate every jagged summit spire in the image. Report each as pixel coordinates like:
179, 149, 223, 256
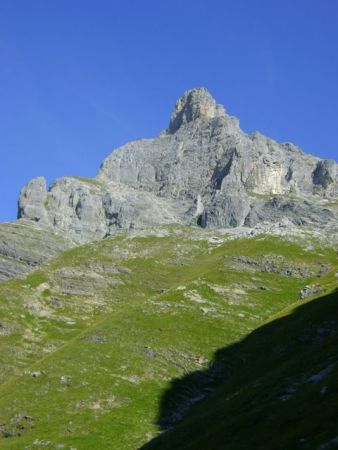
169, 87, 226, 133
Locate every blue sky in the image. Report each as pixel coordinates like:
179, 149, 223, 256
0, 0, 337, 222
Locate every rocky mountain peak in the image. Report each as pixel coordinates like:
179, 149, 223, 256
15, 88, 338, 245
169, 87, 226, 133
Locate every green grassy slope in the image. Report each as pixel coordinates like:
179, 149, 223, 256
143, 288, 338, 450
0, 226, 337, 449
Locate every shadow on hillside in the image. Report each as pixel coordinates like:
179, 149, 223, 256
140, 288, 338, 449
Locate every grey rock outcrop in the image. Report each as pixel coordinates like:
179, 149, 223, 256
299, 284, 322, 300
0, 219, 74, 281
169, 87, 226, 133
18, 177, 48, 223
16, 87, 338, 243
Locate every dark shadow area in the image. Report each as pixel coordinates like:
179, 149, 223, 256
141, 288, 338, 449
211, 148, 238, 190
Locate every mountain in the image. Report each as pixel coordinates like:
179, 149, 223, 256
0, 88, 337, 450
1, 87, 337, 282
18, 87, 338, 241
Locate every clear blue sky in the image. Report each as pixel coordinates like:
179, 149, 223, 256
1, 0, 337, 222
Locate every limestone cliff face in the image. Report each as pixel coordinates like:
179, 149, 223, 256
18, 177, 49, 223
17, 87, 338, 243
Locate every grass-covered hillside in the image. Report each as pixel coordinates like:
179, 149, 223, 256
0, 225, 337, 449
143, 288, 338, 450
